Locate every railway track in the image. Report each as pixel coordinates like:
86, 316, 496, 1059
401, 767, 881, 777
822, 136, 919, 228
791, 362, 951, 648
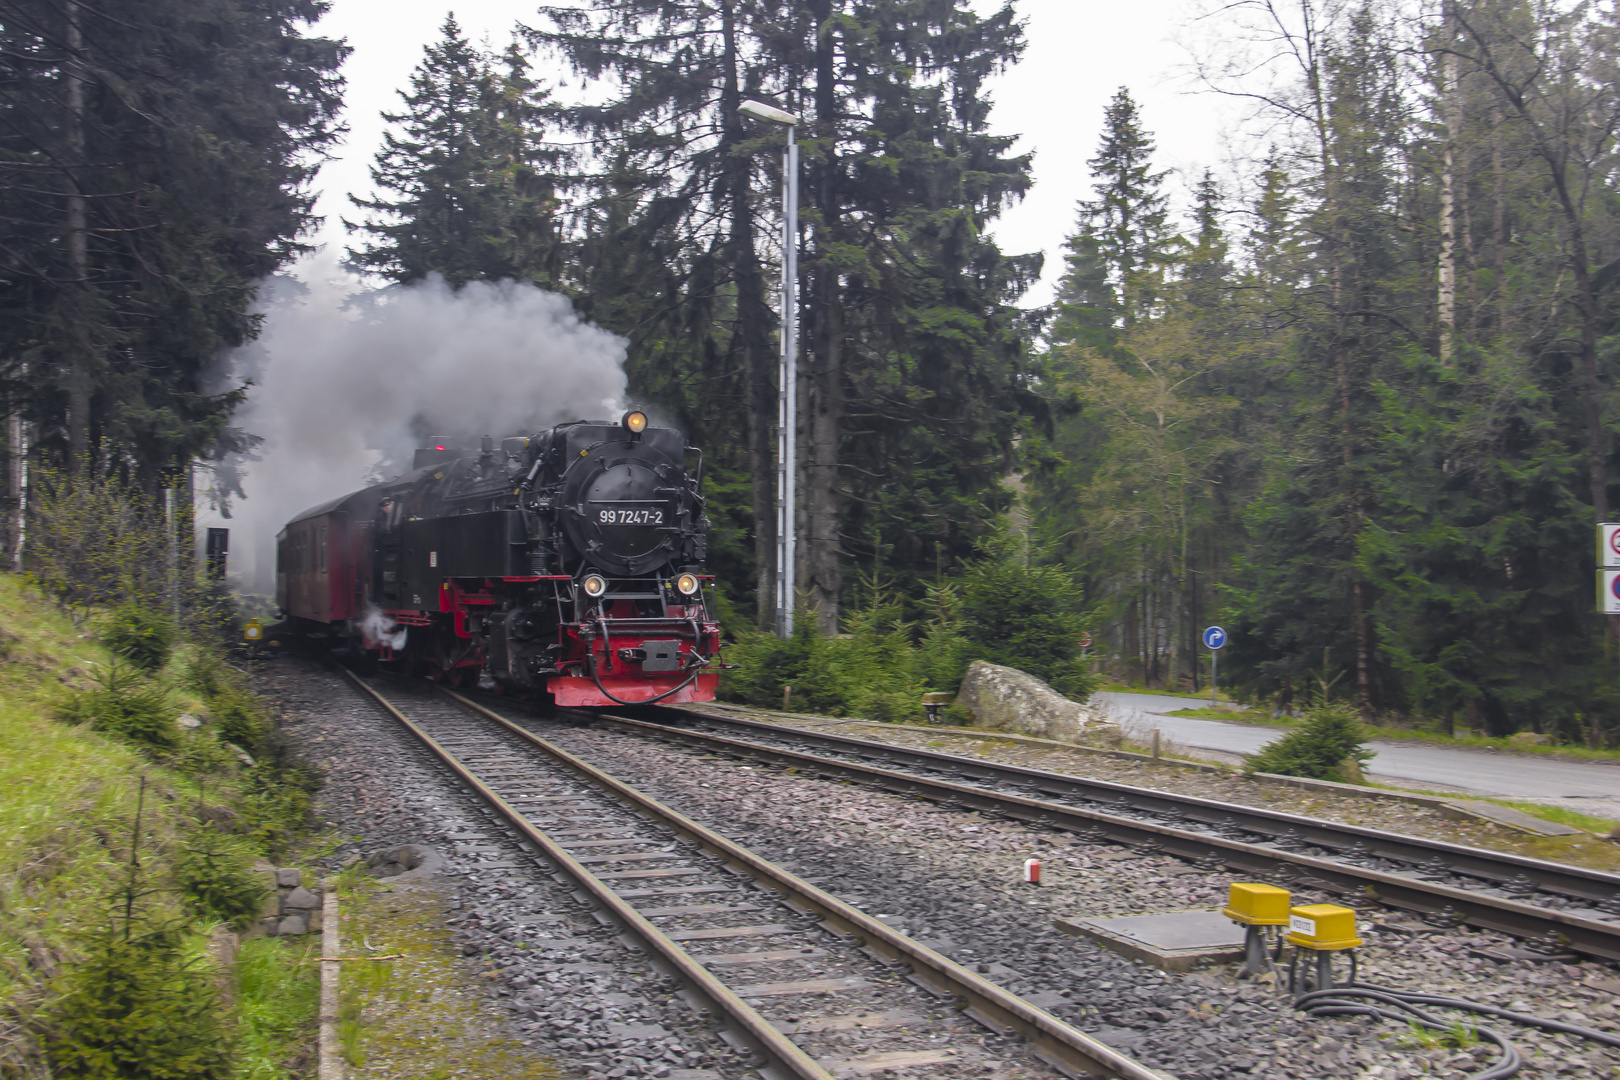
558, 703, 1620, 964
340, 670, 1172, 1080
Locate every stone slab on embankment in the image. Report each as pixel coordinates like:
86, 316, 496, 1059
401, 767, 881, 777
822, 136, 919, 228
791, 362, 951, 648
954, 659, 1119, 743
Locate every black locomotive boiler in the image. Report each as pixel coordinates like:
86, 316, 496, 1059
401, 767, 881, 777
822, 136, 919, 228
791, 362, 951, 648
275, 410, 722, 705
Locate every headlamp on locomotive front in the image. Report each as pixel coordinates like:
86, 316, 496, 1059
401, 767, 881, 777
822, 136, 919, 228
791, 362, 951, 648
675, 572, 700, 596
581, 573, 608, 598
622, 409, 648, 434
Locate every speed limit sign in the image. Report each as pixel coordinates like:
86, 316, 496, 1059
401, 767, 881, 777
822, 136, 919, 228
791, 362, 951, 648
1078, 633, 1092, 649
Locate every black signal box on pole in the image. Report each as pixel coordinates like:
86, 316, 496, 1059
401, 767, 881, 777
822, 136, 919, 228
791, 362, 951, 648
205, 528, 229, 581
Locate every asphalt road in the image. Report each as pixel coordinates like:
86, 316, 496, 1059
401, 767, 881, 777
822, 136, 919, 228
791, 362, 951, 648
1093, 691, 1620, 804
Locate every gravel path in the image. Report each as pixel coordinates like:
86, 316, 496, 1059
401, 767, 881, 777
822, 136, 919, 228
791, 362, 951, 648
530, 715, 1620, 1080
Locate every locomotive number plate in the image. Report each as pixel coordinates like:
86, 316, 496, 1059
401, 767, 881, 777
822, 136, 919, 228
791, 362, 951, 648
598, 508, 665, 525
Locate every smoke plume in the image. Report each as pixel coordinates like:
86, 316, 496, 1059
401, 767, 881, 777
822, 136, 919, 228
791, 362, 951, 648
204, 259, 629, 591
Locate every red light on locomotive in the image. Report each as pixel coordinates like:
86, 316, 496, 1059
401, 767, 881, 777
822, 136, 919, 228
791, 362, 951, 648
434, 444, 446, 451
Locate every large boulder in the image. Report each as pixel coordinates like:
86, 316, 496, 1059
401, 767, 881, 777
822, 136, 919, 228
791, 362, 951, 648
955, 660, 1118, 744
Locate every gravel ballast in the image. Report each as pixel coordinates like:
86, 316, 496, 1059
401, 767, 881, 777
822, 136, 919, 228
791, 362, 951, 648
255, 656, 1620, 1080
261, 658, 756, 1080
699, 708, 1620, 873
263, 660, 1083, 1079
528, 714, 1620, 1080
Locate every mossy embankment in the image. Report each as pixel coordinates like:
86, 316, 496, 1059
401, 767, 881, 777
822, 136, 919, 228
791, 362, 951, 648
329, 870, 564, 1080
0, 572, 321, 1079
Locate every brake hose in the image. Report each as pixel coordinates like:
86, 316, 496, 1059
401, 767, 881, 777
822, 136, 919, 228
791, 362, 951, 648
588, 652, 706, 706
586, 606, 709, 706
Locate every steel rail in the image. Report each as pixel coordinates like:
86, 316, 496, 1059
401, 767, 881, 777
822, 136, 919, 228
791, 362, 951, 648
439, 687, 1174, 1080
574, 708, 1620, 964
338, 669, 834, 1080
660, 707, 1620, 909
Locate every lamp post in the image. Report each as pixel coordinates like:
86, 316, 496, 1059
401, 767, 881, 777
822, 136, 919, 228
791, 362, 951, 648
739, 98, 800, 639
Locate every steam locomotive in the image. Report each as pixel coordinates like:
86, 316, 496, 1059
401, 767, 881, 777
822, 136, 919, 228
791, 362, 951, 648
275, 410, 721, 706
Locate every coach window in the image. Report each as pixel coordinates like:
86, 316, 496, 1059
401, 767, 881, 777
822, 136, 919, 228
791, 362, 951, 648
320, 526, 327, 573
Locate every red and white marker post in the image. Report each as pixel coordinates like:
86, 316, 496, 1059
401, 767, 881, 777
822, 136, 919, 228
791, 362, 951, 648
1023, 857, 1042, 885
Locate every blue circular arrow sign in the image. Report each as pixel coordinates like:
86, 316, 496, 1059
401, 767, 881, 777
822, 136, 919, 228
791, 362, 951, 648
1202, 625, 1228, 650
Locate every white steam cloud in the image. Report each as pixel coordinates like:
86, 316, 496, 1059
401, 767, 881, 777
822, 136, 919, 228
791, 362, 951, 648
357, 605, 408, 651
204, 259, 628, 592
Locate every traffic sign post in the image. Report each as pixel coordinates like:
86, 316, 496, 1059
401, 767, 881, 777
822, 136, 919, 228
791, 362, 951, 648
1202, 626, 1227, 707
1600, 524, 1620, 569
1601, 570, 1620, 615
1600, 527, 1620, 690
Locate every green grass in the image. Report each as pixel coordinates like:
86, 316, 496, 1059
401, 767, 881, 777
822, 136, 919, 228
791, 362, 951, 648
0, 572, 318, 1076
1161, 700, 1620, 762
1098, 682, 1237, 702
233, 937, 321, 1079
1398, 1020, 1479, 1051
1377, 784, 1620, 833
0, 575, 192, 1015
1165, 706, 1282, 723
1486, 800, 1620, 833
1356, 724, 1620, 762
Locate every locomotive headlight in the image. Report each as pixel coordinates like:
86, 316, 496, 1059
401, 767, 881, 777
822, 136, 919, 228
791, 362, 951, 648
675, 573, 700, 596
582, 573, 608, 598
623, 409, 648, 434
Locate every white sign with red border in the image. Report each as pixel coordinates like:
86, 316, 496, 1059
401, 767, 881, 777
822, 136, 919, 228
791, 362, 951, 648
1600, 524, 1620, 568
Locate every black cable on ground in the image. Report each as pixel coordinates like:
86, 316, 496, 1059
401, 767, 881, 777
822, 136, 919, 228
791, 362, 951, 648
1297, 985, 1522, 1080
1296, 973, 1620, 1080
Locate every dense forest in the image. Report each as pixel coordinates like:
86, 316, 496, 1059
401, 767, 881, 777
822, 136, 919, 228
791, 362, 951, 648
4, 0, 1620, 741
1039, 0, 1620, 740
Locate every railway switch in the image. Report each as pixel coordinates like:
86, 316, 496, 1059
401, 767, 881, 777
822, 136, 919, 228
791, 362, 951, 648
1222, 882, 1291, 976
1285, 903, 1362, 992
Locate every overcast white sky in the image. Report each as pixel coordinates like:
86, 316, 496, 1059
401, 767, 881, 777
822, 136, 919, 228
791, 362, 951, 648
304, 0, 1246, 305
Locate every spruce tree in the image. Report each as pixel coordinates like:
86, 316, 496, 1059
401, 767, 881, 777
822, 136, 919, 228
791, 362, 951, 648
1027, 0, 1620, 740
348, 17, 562, 287
1044, 105, 1240, 687
763, 0, 1039, 631
1071, 88, 1173, 326
1224, 6, 1416, 716
1183, 171, 1231, 312
1049, 229, 1116, 352
533, 0, 1039, 632
0, 0, 346, 487
527, 0, 782, 624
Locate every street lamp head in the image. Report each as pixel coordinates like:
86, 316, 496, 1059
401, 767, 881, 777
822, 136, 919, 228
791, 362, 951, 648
739, 99, 800, 126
